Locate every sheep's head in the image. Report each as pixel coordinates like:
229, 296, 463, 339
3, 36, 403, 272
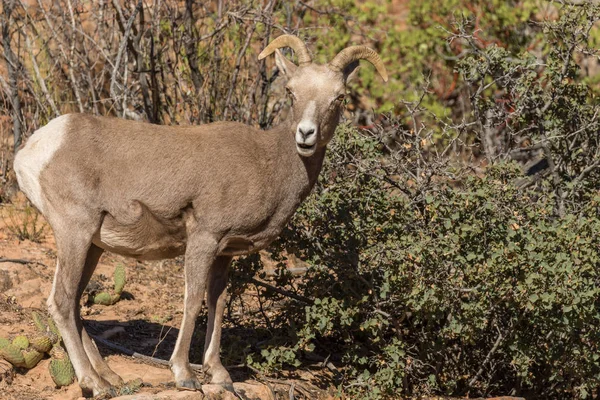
259, 35, 388, 157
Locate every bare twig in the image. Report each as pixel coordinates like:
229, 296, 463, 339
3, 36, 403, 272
0, 257, 48, 269
21, 20, 59, 117
224, 23, 256, 119
90, 333, 201, 370
1, 0, 23, 151
544, 0, 600, 5
249, 277, 313, 304
36, 0, 85, 113
110, 0, 143, 116
468, 330, 503, 387
90, 333, 246, 372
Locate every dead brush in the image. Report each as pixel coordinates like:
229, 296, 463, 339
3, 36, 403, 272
3, 204, 46, 243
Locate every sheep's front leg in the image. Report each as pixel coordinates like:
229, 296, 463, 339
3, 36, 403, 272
170, 232, 218, 390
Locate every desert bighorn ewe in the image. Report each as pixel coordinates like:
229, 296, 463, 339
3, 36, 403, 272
13, 34, 387, 397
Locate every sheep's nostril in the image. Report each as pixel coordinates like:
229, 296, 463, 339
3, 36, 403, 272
299, 127, 315, 138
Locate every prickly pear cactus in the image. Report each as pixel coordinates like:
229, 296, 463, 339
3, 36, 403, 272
23, 349, 44, 369
0, 343, 26, 368
92, 264, 127, 306
31, 335, 53, 353
31, 311, 46, 333
43, 318, 75, 387
47, 317, 60, 339
0, 312, 75, 386
12, 335, 29, 350
49, 355, 75, 387
93, 292, 113, 305
49, 343, 68, 359
0, 331, 46, 370
114, 264, 126, 295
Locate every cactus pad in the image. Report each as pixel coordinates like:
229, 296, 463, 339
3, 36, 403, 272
23, 349, 44, 369
46, 317, 62, 341
49, 344, 68, 360
0, 337, 10, 349
32, 311, 47, 333
12, 336, 29, 350
93, 292, 113, 305
114, 264, 126, 295
0, 343, 25, 367
49, 357, 75, 387
31, 336, 53, 353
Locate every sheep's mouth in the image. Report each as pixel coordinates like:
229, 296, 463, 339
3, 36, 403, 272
296, 142, 317, 156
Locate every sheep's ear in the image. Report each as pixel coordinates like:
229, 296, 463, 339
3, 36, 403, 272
343, 60, 360, 83
275, 49, 297, 77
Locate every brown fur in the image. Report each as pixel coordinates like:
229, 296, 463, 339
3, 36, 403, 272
43, 115, 321, 258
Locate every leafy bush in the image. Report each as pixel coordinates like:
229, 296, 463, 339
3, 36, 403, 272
243, 123, 600, 399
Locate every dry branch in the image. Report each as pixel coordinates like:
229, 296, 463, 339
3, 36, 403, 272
1, 0, 23, 151
110, 0, 143, 118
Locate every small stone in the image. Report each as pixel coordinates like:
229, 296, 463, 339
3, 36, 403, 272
202, 384, 237, 400
233, 382, 276, 400
0, 358, 14, 384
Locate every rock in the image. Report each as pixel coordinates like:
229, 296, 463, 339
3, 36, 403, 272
0, 270, 13, 292
112, 390, 203, 399
110, 382, 275, 400
202, 384, 237, 399
485, 398, 526, 400
233, 382, 275, 400
0, 358, 14, 384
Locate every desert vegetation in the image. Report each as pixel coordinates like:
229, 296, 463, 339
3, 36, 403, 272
1, 0, 600, 399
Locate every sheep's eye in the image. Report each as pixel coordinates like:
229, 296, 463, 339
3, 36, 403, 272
286, 87, 296, 100
336, 94, 346, 102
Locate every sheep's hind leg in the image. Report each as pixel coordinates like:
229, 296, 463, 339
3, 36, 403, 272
170, 232, 218, 390
47, 222, 116, 398
79, 244, 125, 387
203, 256, 233, 391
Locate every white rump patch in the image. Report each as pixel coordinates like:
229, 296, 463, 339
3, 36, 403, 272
13, 114, 70, 213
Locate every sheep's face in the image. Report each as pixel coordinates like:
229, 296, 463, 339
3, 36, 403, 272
275, 52, 358, 157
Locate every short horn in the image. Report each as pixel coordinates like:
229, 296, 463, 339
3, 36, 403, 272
258, 34, 312, 66
329, 46, 388, 82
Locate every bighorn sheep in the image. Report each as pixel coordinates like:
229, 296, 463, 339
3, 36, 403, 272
13, 35, 387, 397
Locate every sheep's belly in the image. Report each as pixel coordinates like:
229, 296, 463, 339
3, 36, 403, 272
92, 214, 187, 260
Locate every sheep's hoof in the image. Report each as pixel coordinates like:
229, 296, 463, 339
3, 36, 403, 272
176, 377, 203, 391
221, 382, 235, 394
79, 375, 117, 399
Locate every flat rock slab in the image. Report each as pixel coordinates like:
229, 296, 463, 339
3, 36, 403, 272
112, 382, 274, 400
112, 390, 203, 400
232, 382, 275, 400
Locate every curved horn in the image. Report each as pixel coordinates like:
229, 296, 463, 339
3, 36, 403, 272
329, 46, 388, 82
258, 34, 312, 66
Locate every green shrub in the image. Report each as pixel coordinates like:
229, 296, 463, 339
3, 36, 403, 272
243, 124, 600, 399
237, 8, 600, 396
